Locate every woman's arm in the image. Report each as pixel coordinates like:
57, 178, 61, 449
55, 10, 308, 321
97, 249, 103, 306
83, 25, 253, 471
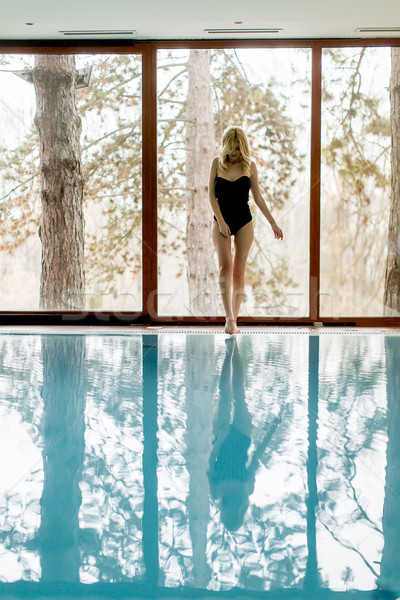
250, 161, 283, 240
209, 157, 231, 237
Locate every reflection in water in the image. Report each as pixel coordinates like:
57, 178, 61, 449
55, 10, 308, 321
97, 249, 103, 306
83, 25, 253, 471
304, 335, 319, 590
379, 336, 400, 593
317, 335, 387, 592
80, 336, 144, 582
0, 336, 43, 582
142, 335, 159, 584
39, 335, 86, 582
0, 332, 400, 598
208, 338, 282, 532
184, 335, 214, 588
148, 333, 307, 591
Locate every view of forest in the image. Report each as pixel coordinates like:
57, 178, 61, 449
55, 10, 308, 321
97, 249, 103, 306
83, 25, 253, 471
0, 47, 398, 317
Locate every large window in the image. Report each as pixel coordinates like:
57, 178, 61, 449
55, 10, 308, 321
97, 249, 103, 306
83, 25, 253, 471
0, 53, 142, 312
157, 48, 311, 317
1, 42, 400, 323
320, 47, 391, 317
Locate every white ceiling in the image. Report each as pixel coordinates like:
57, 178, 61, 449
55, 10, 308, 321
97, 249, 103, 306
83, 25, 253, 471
1, 0, 400, 40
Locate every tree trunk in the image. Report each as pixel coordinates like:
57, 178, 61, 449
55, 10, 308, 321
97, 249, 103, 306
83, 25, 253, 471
185, 50, 218, 316
32, 55, 85, 310
384, 48, 400, 316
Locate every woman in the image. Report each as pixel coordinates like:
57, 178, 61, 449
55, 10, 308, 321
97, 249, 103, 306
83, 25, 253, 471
209, 126, 283, 334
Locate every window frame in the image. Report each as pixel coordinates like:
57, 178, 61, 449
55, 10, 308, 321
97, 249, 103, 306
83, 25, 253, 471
0, 38, 399, 326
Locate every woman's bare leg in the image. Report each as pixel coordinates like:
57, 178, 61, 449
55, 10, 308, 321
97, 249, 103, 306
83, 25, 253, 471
211, 221, 237, 333
232, 221, 254, 327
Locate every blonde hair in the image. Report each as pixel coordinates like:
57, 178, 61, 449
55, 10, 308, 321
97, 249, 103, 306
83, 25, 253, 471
218, 126, 251, 174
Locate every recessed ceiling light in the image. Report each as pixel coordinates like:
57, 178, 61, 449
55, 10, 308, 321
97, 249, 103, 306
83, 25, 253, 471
356, 26, 400, 32
25, 22, 35, 25
234, 21, 243, 24
205, 27, 282, 34
59, 29, 136, 35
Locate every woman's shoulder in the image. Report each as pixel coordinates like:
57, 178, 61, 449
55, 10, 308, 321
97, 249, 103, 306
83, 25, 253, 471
249, 160, 258, 176
213, 156, 221, 176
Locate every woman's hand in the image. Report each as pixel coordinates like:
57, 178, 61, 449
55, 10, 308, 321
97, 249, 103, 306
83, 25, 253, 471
270, 220, 283, 240
218, 221, 231, 238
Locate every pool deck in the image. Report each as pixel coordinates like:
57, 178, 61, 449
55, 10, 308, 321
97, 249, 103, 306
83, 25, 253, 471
1, 325, 400, 335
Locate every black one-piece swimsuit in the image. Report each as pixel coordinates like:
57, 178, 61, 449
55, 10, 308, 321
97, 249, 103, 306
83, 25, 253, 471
213, 175, 253, 236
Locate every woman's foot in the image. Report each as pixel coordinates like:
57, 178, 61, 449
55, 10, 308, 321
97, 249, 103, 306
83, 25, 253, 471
225, 316, 240, 335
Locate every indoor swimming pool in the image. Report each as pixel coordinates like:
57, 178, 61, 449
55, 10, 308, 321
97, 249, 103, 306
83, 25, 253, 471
0, 328, 399, 599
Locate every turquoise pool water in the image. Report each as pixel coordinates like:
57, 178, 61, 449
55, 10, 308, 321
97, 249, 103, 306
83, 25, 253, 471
0, 330, 399, 599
